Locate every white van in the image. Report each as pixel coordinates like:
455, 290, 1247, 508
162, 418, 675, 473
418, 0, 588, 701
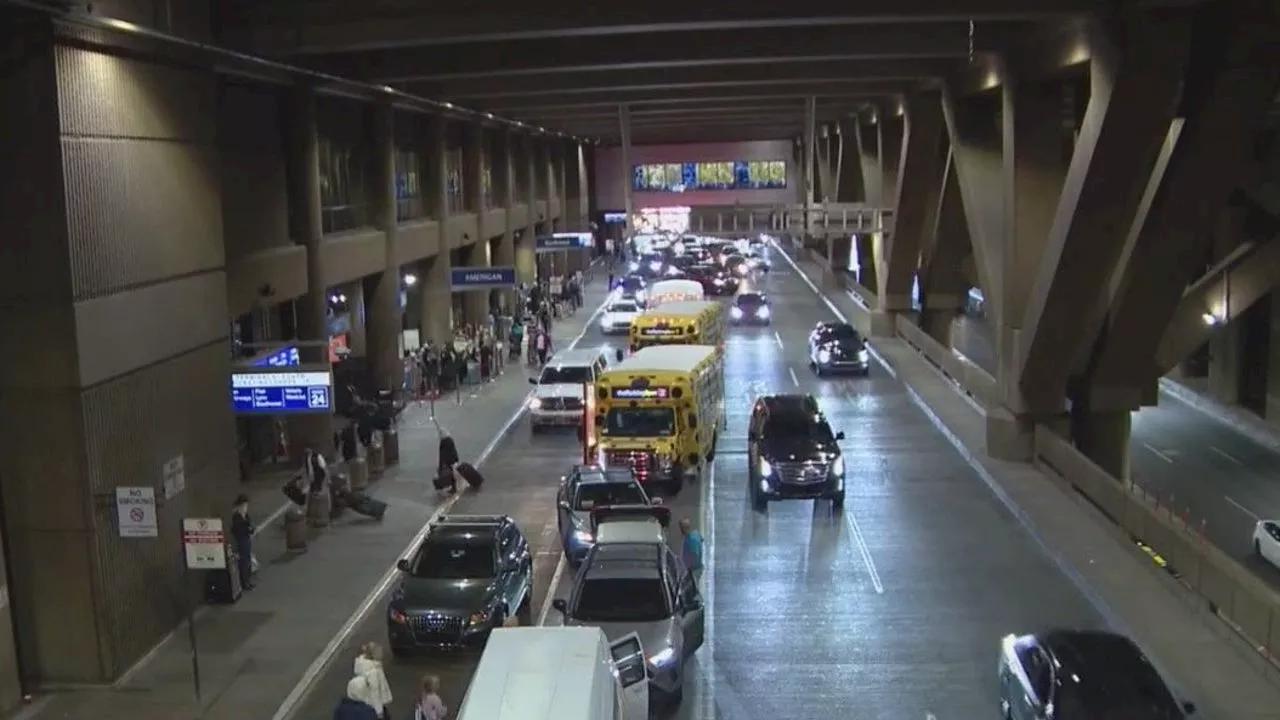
529, 348, 610, 432
457, 626, 649, 720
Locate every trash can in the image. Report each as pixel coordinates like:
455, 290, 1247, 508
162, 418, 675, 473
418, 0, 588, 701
307, 490, 331, 528
349, 457, 369, 491
284, 508, 308, 551
383, 429, 400, 465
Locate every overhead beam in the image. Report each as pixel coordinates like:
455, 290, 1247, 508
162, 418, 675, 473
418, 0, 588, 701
423, 76, 921, 102
479, 83, 911, 111
626, 128, 800, 144
1156, 239, 1280, 374
414, 59, 949, 99
949, 17, 1100, 96
231, 2, 1094, 56
303, 26, 985, 81
515, 99, 866, 120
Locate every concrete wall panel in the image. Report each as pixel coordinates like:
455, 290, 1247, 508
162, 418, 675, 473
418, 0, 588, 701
594, 140, 798, 208
221, 150, 290, 260
62, 139, 224, 300
510, 203, 529, 229
393, 220, 440, 266
448, 213, 479, 250
484, 208, 507, 239
227, 245, 309, 317
320, 229, 387, 287
74, 271, 229, 387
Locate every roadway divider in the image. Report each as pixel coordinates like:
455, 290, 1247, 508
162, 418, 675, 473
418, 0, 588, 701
778, 234, 1280, 671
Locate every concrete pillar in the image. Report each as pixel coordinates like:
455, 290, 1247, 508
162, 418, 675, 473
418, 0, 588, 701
836, 119, 866, 203
825, 235, 851, 289
1071, 409, 1132, 481
853, 117, 882, 207
882, 90, 945, 314
879, 110, 904, 208
366, 101, 403, 390
802, 96, 817, 233
495, 131, 517, 312
520, 135, 538, 285
461, 125, 490, 327
284, 86, 334, 448
422, 116, 452, 344
919, 151, 971, 347
854, 234, 878, 292
620, 104, 634, 238
347, 280, 367, 355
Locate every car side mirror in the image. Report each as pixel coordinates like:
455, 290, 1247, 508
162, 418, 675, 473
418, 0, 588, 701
552, 598, 568, 615
1183, 701, 1196, 715
650, 497, 663, 506
835, 431, 845, 441
527, 377, 538, 385
558, 500, 571, 510
396, 558, 410, 573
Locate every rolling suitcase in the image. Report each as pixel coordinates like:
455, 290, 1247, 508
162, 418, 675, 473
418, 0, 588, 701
344, 491, 387, 520
432, 467, 456, 491
456, 462, 485, 491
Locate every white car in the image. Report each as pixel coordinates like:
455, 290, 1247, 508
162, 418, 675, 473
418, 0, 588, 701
600, 300, 641, 335
529, 349, 609, 432
1252, 520, 1280, 567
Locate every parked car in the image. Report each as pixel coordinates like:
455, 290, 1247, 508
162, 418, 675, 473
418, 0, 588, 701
556, 465, 656, 566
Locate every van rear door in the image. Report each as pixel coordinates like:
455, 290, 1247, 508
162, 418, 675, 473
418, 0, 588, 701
609, 632, 650, 720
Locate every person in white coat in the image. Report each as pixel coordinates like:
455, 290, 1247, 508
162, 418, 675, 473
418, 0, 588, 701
354, 642, 393, 719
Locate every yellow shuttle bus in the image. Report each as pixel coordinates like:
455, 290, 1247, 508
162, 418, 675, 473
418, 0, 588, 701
592, 345, 724, 495
628, 300, 725, 353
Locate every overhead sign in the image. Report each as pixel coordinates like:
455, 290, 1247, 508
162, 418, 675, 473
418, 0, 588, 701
116, 486, 158, 538
612, 387, 670, 400
231, 369, 333, 414
450, 266, 517, 290
535, 232, 593, 254
248, 346, 300, 368
182, 518, 227, 570
162, 455, 185, 500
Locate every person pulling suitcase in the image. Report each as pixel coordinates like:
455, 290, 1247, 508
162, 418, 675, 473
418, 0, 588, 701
433, 431, 461, 495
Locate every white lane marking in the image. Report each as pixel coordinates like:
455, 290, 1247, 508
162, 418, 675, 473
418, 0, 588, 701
1210, 446, 1242, 465
788, 366, 800, 387
701, 461, 718, 719
843, 508, 885, 594
1225, 495, 1260, 521
273, 295, 611, 720
1143, 443, 1175, 464
537, 553, 567, 627
773, 330, 784, 350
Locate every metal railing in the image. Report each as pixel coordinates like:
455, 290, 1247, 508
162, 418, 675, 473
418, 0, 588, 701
686, 203, 893, 237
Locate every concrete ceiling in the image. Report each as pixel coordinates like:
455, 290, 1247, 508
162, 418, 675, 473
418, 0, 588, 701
215, 0, 1188, 144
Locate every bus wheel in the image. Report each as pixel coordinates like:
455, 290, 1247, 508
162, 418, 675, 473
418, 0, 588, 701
706, 433, 718, 461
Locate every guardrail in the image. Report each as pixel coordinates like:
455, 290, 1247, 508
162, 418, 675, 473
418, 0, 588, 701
1033, 427, 1280, 666
687, 203, 893, 237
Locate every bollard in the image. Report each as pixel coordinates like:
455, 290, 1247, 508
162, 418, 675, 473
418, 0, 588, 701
368, 440, 386, 475
349, 457, 369, 491
307, 491, 332, 528
383, 428, 400, 465
284, 508, 308, 551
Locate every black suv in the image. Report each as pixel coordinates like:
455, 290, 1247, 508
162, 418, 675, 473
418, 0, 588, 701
387, 514, 533, 656
747, 395, 846, 511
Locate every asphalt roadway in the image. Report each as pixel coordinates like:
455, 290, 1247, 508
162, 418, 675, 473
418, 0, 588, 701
949, 311, 1280, 589
287, 255, 1105, 720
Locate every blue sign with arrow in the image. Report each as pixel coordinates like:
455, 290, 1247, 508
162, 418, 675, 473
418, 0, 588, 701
535, 232, 593, 254
450, 266, 517, 291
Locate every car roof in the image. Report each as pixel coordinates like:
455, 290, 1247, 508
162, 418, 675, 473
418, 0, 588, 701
546, 348, 605, 366
584, 542, 665, 573
430, 515, 506, 543
573, 466, 638, 485
760, 394, 820, 416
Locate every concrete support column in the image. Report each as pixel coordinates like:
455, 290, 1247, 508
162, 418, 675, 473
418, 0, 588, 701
919, 151, 971, 347
284, 85, 334, 448
802, 97, 817, 234
462, 124, 490, 327
825, 235, 851, 290
817, 124, 834, 202
346, 280, 367, 355
881, 90, 945, 317
519, 135, 538, 285
854, 234, 878, 292
422, 116, 452, 345
836, 119, 866, 203
366, 101, 403, 390
853, 117, 883, 207
495, 131, 518, 313
620, 104, 634, 238
1071, 409, 1132, 481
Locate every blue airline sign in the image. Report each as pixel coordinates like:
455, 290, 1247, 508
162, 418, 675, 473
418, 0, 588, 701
535, 232, 593, 253
450, 266, 517, 290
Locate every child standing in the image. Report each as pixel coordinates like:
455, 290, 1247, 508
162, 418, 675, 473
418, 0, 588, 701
414, 674, 447, 720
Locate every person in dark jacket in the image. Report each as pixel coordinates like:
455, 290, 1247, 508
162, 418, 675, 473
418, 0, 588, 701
230, 494, 255, 591
333, 674, 380, 720
437, 432, 461, 494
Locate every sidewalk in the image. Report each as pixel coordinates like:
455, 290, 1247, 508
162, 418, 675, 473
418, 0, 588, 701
17, 275, 613, 720
779, 244, 1280, 719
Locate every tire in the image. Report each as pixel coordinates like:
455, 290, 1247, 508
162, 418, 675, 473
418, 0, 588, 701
752, 491, 768, 513
669, 683, 685, 710
517, 593, 534, 626
831, 493, 845, 511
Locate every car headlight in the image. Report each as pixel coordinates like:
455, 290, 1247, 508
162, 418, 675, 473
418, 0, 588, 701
648, 647, 676, 667
649, 262, 662, 271
735, 265, 748, 276
760, 458, 773, 476
529, 398, 542, 410
831, 456, 844, 477
629, 262, 639, 272
601, 317, 613, 328
573, 529, 593, 543
857, 349, 869, 362
817, 349, 831, 363
467, 609, 492, 627
713, 278, 725, 286
756, 306, 770, 319
730, 307, 743, 319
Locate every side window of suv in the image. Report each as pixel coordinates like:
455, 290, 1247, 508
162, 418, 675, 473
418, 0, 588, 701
662, 549, 682, 603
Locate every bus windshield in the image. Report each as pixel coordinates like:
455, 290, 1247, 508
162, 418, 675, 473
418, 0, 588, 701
604, 407, 676, 437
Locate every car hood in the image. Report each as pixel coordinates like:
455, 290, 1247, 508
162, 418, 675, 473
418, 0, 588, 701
760, 437, 840, 463
815, 338, 864, 355
535, 383, 586, 400
399, 577, 495, 612
569, 618, 679, 656
603, 310, 638, 323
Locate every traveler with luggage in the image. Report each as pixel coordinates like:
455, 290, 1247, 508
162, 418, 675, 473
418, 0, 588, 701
353, 642, 394, 720
332, 674, 379, 720
230, 494, 255, 591
433, 432, 461, 495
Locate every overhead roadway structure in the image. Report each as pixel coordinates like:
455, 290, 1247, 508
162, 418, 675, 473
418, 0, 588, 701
216, 0, 1183, 143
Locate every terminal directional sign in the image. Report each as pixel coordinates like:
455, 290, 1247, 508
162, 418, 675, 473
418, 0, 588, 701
450, 266, 517, 291
535, 232, 593, 254
231, 370, 333, 414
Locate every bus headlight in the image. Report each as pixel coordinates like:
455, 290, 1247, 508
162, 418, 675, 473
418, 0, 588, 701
730, 307, 743, 319
629, 261, 639, 272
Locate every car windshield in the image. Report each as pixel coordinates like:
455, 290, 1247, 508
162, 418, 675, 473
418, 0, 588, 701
819, 325, 860, 342
736, 294, 765, 306
574, 578, 670, 622
604, 407, 676, 437
621, 277, 645, 290
575, 482, 647, 510
412, 541, 495, 579
765, 415, 834, 442
540, 365, 592, 384
609, 302, 638, 313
